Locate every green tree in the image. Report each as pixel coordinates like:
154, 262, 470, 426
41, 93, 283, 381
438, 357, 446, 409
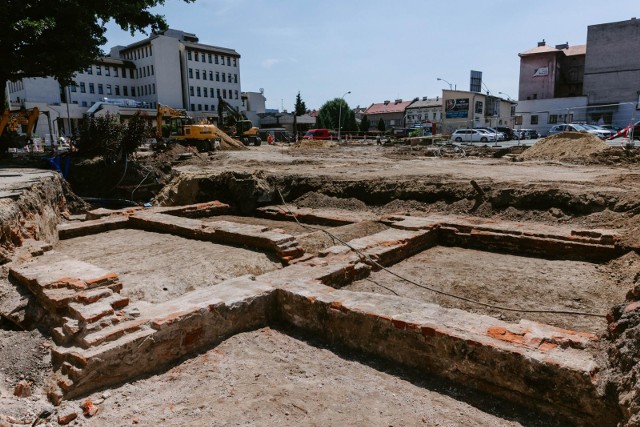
377, 118, 386, 132
121, 112, 150, 157
294, 92, 306, 116
317, 98, 357, 132
359, 114, 370, 133
0, 0, 194, 115
78, 113, 123, 159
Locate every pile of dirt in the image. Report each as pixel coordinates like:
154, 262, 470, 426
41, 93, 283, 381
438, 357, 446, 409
294, 191, 367, 210
293, 140, 337, 149
518, 132, 608, 161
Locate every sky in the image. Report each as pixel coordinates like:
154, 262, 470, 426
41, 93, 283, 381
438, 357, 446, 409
103, 0, 639, 111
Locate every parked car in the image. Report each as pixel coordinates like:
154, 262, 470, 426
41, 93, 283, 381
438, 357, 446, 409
451, 129, 496, 143
474, 128, 505, 141
496, 127, 515, 141
514, 129, 539, 139
302, 129, 332, 140
548, 123, 610, 139
582, 124, 616, 139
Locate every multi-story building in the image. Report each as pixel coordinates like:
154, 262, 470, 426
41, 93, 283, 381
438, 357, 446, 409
516, 17, 640, 135
440, 90, 514, 134
404, 97, 442, 128
6, 29, 245, 140
363, 99, 413, 130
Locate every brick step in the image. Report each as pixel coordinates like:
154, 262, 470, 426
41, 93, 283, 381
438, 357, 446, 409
79, 318, 148, 348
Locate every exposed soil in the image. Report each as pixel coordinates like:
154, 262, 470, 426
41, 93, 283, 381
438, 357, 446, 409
518, 132, 608, 161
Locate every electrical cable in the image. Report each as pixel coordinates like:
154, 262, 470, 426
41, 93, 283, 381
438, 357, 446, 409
275, 187, 606, 319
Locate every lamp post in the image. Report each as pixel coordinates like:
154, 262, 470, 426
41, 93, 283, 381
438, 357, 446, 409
436, 77, 453, 90
337, 91, 351, 141
498, 91, 514, 101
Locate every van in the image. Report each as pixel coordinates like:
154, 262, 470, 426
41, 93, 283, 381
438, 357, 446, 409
303, 129, 331, 140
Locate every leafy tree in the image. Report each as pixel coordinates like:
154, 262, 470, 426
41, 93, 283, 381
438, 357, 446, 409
359, 114, 371, 133
121, 112, 150, 157
78, 113, 123, 159
377, 118, 386, 132
294, 92, 306, 116
0, 0, 195, 115
317, 98, 357, 132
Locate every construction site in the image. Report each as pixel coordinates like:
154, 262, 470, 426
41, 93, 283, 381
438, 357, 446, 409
1, 132, 640, 426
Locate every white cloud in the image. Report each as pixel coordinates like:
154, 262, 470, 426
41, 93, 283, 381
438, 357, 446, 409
261, 58, 282, 69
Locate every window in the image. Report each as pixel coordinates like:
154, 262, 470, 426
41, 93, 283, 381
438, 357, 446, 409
227, 57, 231, 66
209, 71, 213, 80
235, 90, 238, 99
222, 73, 226, 83
201, 53, 205, 62
548, 114, 558, 124
129, 69, 134, 79
72, 101, 78, 105
211, 104, 215, 111
89, 83, 95, 94
233, 58, 237, 67
80, 82, 86, 93
149, 45, 152, 56
152, 83, 156, 94
151, 65, 154, 75
197, 87, 201, 97
530, 115, 539, 125
82, 101, 87, 107
189, 68, 193, 78
210, 88, 214, 97
131, 87, 135, 96
198, 104, 202, 111
234, 74, 238, 84
97, 84, 103, 94
106, 84, 112, 95
217, 89, 221, 98
105, 66, 110, 76
70, 84, 77, 92
208, 53, 212, 63
216, 72, 220, 81
115, 85, 120, 96
123, 86, 128, 96
202, 69, 206, 80
196, 70, 200, 79
188, 50, 192, 60
191, 104, 195, 111
190, 86, 194, 96
223, 89, 227, 98
114, 67, 119, 77
228, 73, 232, 83
96, 66, 101, 76
215, 55, 219, 64
204, 87, 208, 98
195, 52, 199, 62
87, 66, 93, 75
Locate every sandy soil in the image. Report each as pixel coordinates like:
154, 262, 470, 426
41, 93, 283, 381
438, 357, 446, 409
53, 229, 282, 304
70, 328, 559, 427
346, 246, 628, 335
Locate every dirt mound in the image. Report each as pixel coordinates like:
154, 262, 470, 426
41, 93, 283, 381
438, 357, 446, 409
293, 140, 337, 149
519, 132, 608, 161
294, 192, 367, 210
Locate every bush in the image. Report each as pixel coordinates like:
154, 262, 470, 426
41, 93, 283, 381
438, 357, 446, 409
78, 112, 149, 159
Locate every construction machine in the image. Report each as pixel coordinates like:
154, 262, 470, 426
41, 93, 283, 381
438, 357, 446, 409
0, 107, 40, 153
156, 104, 243, 152
217, 98, 261, 146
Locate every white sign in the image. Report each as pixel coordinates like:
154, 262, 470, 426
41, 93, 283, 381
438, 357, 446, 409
533, 67, 549, 77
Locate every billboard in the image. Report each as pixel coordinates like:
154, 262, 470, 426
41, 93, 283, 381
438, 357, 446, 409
470, 70, 482, 93
445, 98, 469, 118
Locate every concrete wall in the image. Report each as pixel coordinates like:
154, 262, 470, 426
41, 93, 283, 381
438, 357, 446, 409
150, 36, 184, 109
584, 18, 640, 105
515, 97, 588, 136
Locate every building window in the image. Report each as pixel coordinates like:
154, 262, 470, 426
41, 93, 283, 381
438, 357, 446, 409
87, 66, 92, 74
191, 103, 195, 111
89, 83, 95, 94
234, 74, 238, 84
223, 89, 227, 98
227, 57, 231, 66
216, 72, 220, 81
548, 114, 558, 124
215, 55, 219, 64
82, 101, 87, 107
131, 87, 135, 96
106, 84, 112, 95
222, 73, 226, 83
80, 82, 86, 93
98, 84, 103, 94
149, 45, 152, 56
96, 65, 101, 76
201, 53, 205, 62
70, 84, 77, 92
235, 90, 238, 99
189, 68, 193, 79
129, 69, 134, 79
211, 104, 215, 111
202, 69, 206, 80
152, 83, 156, 94
106, 66, 112, 76
188, 50, 192, 60
190, 86, 194, 96
233, 58, 237, 67
151, 65, 154, 75
114, 67, 119, 77
123, 86, 128, 96
210, 88, 214, 97
195, 52, 199, 62
209, 71, 213, 80
228, 73, 232, 83
530, 115, 539, 125
208, 53, 212, 63
197, 87, 201, 97
195, 70, 200, 80
198, 104, 202, 111
205, 104, 209, 111
217, 88, 221, 98
115, 85, 120, 96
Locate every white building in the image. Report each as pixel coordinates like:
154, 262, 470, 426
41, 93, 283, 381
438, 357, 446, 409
7, 29, 246, 138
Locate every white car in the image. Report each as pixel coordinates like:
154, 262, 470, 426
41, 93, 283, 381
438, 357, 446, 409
451, 129, 496, 143
476, 128, 505, 141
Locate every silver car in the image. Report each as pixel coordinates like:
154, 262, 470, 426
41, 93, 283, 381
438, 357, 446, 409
451, 129, 496, 143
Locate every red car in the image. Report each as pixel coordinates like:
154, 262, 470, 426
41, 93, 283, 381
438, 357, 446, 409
303, 129, 332, 140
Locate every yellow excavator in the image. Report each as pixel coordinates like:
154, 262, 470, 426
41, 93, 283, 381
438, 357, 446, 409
155, 104, 244, 152
217, 98, 261, 146
0, 107, 40, 153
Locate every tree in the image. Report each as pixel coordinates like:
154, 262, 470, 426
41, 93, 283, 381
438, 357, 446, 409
359, 114, 371, 133
317, 98, 357, 132
377, 118, 386, 132
0, 0, 194, 115
294, 92, 306, 116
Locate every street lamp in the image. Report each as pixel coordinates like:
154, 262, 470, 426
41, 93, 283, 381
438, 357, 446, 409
436, 77, 453, 90
498, 91, 514, 101
337, 91, 351, 141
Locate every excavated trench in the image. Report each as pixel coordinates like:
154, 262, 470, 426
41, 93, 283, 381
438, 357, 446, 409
3, 167, 640, 426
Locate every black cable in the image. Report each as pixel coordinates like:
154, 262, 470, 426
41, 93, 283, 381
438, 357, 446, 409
275, 187, 605, 319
